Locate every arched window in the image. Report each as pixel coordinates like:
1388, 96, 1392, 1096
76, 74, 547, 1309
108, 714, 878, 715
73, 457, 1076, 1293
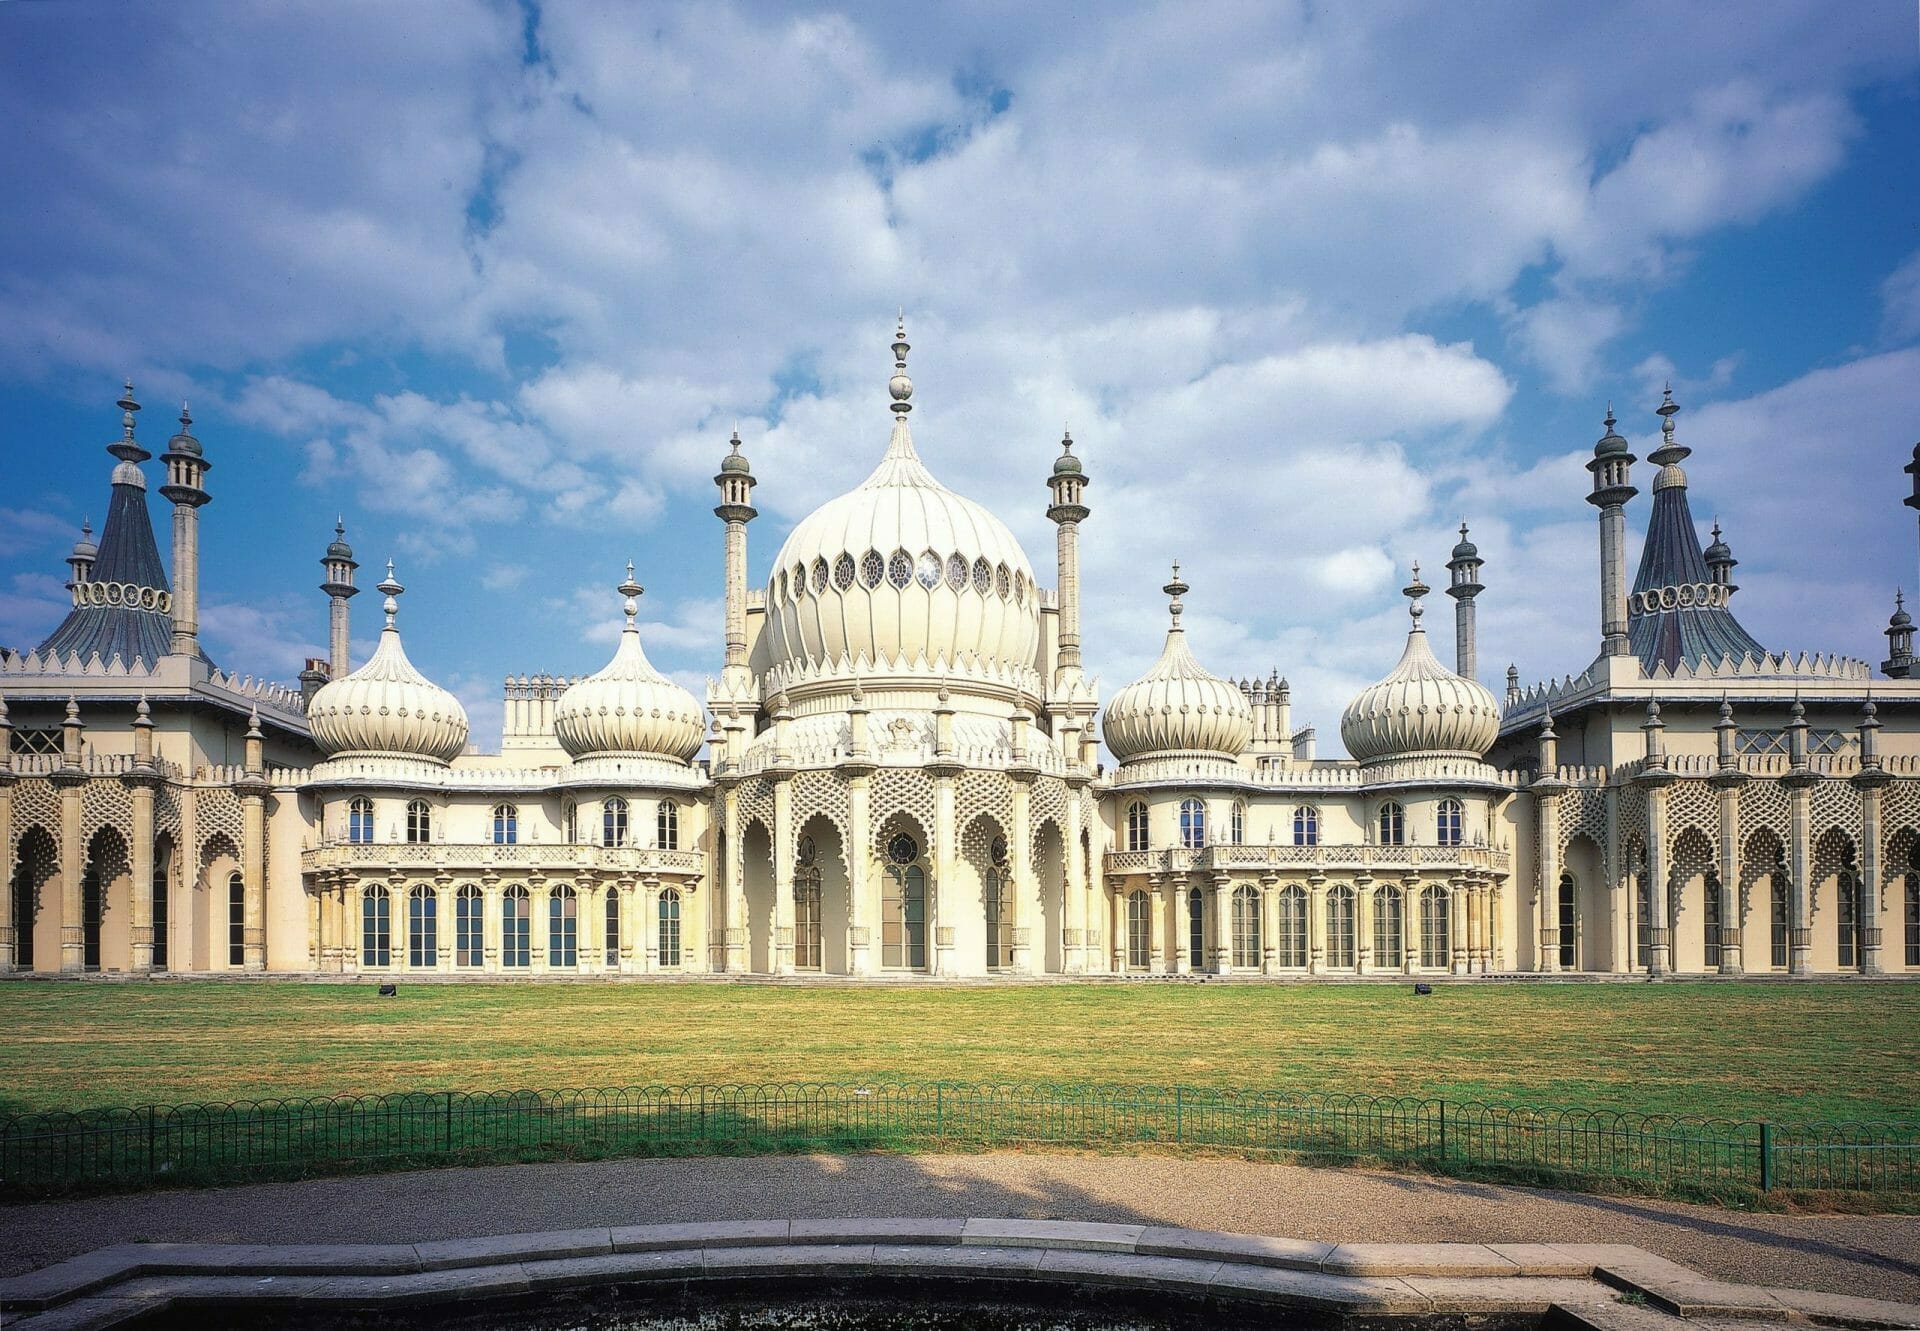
408, 886, 437, 967
881, 833, 927, 969
81, 857, 102, 971
361, 884, 390, 967
1125, 802, 1149, 853
1419, 886, 1450, 967
604, 888, 621, 968
455, 885, 483, 968
549, 885, 578, 968
1230, 802, 1246, 846
1635, 874, 1653, 968
1126, 889, 1151, 969
150, 843, 169, 970
1703, 871, 1722, 970
1230, 884, 1261, 969
1373, 884, 1403, 969
602, 797, 629, 848
1436, 799, 1463, 848
794, 836, 823, 971
347, 797, 374, 845
1838, 853, 1861, 971
406, 800, 432, 845
1326, 885, 1356, 969
1558, 871, 1578, 969
492, 803, 518, 846
985, 836, 1012, 971
502, 886, 531, 968
1188, 887, 1205, 969
1769, 877, 1789, 969
1179, 799, 1206, 850
1905, 873, 1920, 968
1276, 885, 1307, 967
1293, 806, 1319, 847
562, 800, 578, 844
229, 871, 246, 966
657, 801, 680, 851
1378, 802, 1405, 847
658, 887, 682, 967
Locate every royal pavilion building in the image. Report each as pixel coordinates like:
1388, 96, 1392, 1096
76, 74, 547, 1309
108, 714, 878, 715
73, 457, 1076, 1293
2, 326, 1918, 981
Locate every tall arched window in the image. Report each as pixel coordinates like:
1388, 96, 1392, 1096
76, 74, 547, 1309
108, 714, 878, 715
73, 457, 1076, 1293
406, 800, 432, 844
1435, 799, 1463, 848
794, 836, 823, 971
1837, 853, 1862, 971
658, 887, 682, 967
347, 797, 374, 845
1231, 884, 1261, 969
150, 843, 169, 970
1125, 802, 1149, 853
985, 836, 1012, 971
1635, 874, 1653, 968
602, 797, 629, 848
81, 857, 102, 971
361, 884, 390, 967
491, 804, 518, 846
1769, 877, 1789, 969
562, 800, 578, 844
229, 872, 246, 966
1326, 884, 1356, 969
1179, 799, 1206, 850
1276, 885, 1307, 967
657, 801, 680, 851
1703, 871, 1722, 970
604, 888, 621, 968
1419, 886, 1450, 967
1906, 874, 1920, 968
1126, 889, 1151, 970
502, 886, 531, 968
1188, 887, 1205, 969
549, 884, 578, 968
1293, 806, 1319, 847
408, 885, 437, 967
1373, 884, 1403, 968
1230, 801, 1246, 846
881, 833, 927, 969
1378, 802, 1405, 847
1558, 871, 1578, 969
455, 885, 483, 967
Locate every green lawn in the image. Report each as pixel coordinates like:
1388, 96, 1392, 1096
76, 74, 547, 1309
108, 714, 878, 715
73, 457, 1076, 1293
0, 980, 1914, 1123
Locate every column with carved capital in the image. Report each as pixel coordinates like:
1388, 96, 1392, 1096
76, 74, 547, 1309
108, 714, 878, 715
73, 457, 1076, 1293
1448, 878, 1468, 974
1306, 875, 1326, 975
772, 775, 795, 975
1210, 872, 1233, 974
1355, 872, 1374, 975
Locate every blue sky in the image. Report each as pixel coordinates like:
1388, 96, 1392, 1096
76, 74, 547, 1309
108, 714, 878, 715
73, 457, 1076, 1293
2, 0, 1917, 751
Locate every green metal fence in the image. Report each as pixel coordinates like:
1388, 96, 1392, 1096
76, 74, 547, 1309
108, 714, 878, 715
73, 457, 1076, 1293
2, 1083, 1915, 1198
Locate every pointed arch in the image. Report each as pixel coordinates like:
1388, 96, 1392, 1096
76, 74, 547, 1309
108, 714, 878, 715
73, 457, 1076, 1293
1667, 826, 1715, 974
1742, 828, 1787, 971
82, 825, 131, 971
10, 825, 57, 970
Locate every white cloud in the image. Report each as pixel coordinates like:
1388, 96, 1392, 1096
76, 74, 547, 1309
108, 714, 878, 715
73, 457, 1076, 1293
1883, 250, 1920, 343
1511, 297, 1627, 396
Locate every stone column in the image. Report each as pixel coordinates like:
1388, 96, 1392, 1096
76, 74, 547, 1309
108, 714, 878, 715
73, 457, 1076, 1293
720, 785, 746, 973
1009, 774, 1033, 974
306, 883, 322, 972
1307, 876, 1327, 975
482, 876, 502, 974
239, 798, 267, 973
345, 882, 364, 973
1785, 776, 1814, 976
1711, 773, 1746, 975
1151, 876, 1170, 973
846, 772, 873, 976
1403, 878, 1420, 972
932, 767, 957, 975
1535, 788, 1563, 972
436, 879, 453, 972
1355, 873, 1374, 975
55, 771, 84, 973
0, 767, 12, 972
1641, 777, 1673, 976
1063, 780, 1088, 973
1259, 874, 1279, 975
1211, 872, 1232, 974
1448, 878, 1467, 974
1110, 881, 1127, 972
772, 775, 795, 975
1857, 776, 1888, 975
128, 779, 155, 972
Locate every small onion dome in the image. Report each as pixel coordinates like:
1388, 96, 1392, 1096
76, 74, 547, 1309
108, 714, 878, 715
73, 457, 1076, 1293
1594, 404, 1630, 459
1891, 591, 1913, 632
166, 404, 202, 458
554, 567, 705, 763
1450, 525, 1478, 561
719, 430, 752, 474
1052, 430, 1083, 476
70, 523, 98, 562
1102, 564, 1253, 763
326, 519, 354, 561
307, 563, 468, 763
1340, 580, 1499, 764
1703, 521, 1732, 567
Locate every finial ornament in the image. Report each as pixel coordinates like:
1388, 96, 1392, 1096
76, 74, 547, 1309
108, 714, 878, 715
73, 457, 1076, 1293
889, 317, 912, 416
109, 378, 149, 464
377, 560, 404, 628
618, 561, 644, 625
1163, 561, 1189, 628
1403, 561, 1429, 623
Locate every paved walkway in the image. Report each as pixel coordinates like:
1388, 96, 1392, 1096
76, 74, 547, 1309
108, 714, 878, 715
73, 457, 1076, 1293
2, 1154, 1915, 1301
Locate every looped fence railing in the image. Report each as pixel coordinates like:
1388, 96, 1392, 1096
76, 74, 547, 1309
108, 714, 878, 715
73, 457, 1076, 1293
2, 1083, 1915, 1198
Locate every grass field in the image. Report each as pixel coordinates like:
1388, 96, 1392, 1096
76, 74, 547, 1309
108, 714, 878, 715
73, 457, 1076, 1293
1, 980, 1915, 1123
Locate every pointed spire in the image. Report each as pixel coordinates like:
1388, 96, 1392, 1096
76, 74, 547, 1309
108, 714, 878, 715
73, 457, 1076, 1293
1402, 561, 1429, 627
378, 560, 403, 630
108, 379, 150, 465
889, 316, 913, 417
1648, 384, 1689, 477
618, 561, 644, 629
1163, 561, 1188, 629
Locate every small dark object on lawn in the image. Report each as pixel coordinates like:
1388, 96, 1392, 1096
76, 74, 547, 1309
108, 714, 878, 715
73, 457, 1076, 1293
1413, 982, 1433, 996
377, 983, 398, 997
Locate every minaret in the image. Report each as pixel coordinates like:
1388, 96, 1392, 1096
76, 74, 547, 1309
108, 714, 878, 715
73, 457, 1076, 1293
320, 519, 359, 677
1703, 520, 1738, 598
713, 428, 758, 690
1885, 591, 1915, 678
1586, 405, 1637, 658
158, 401, 211, 658
1444, 521, 1484, 679
1046, 427, 1091, 682
65, 520, 96, 591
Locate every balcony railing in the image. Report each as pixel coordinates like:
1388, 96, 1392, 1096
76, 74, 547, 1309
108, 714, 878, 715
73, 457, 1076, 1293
300, 842, 705, 875
1104, 844, 1510, 875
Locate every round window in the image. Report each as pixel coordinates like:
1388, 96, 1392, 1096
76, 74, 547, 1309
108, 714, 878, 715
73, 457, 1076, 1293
887, 833, 919, 864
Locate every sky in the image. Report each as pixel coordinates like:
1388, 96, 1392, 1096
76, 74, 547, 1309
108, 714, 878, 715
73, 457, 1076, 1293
1, 0, 1917, 754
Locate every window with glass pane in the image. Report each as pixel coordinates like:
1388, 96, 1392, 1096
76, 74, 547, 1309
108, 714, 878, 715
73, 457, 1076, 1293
881, 836, 926, 969
1277, 886, 1306, 967
1417, 886, 1450, 965
406, 800, 431, 844
1293, 806, 1318, 847
1838, 869, 1860, 970
1634, 875, 1652, 967
1126, 890, 1151, 969
1188, 887, 1205, 968
562, 800, 577, 843
549, 886, 578, 967
605, 888, 621, 966
657, 801, 679, 850
361, 884, 390, 967
1373, 884, 1402, 968
1325, 885, 1355, 968
1230, 802, 1245, 846
492, 804, 517, 845
1436, 799, 1462, 847
1126, 802, 1148, 853
229, 872, 246, 966
1558, 872, 1578, 969
1703, 872, 1722, 969
502, 887, 530, 968
603, 797, 628, 848
985, 850, 1012, 971
1231, 885, 1261, 968
794, 853, 823, 972
1179, 799, 1206, 849
1770, 878, 1789, 968
407, 887, 437, 967
1378, 803, 1404, 846
456, 885, 483, 967
151, 849, 168, 970
658, 888, 682, 966
347, 797, 374, 845
1905, 877, 1920, 967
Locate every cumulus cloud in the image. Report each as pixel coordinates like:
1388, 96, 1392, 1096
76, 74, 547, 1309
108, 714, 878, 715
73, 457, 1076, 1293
1883, 250, 1920, 343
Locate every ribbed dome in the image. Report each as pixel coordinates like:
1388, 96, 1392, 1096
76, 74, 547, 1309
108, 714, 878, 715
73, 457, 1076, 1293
1340, 605, 1499, 765
759, 328, 1040, 699
308, 567, 468, 763
1103, 568, 1252, 764
554, 572, 705, 763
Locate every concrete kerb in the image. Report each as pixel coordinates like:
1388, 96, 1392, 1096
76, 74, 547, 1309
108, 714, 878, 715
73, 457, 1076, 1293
2, 1218, 1917, 1330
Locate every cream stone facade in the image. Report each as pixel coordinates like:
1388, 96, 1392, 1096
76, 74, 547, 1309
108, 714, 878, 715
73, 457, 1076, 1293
4, 342, 1919, 980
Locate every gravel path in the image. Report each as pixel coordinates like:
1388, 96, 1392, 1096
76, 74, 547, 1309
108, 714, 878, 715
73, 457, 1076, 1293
3, 1154, 1915, 1301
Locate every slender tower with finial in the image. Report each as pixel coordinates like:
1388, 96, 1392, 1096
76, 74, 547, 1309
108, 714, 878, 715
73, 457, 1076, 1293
321, 519, 360, 678
159, 401, 211, 658
1587, 404, 1637, 659
1445, 521, 1484, 680
1047, 427, 1091, 683
714, 427, 758, 695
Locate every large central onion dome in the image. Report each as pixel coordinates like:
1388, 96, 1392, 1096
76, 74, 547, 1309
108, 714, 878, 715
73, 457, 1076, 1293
554, 567, 705, 763
308, 563, 469, 763
1340, 568, 1499, 765
1103, 565, 1252, 764
759, 322, 1041, 699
